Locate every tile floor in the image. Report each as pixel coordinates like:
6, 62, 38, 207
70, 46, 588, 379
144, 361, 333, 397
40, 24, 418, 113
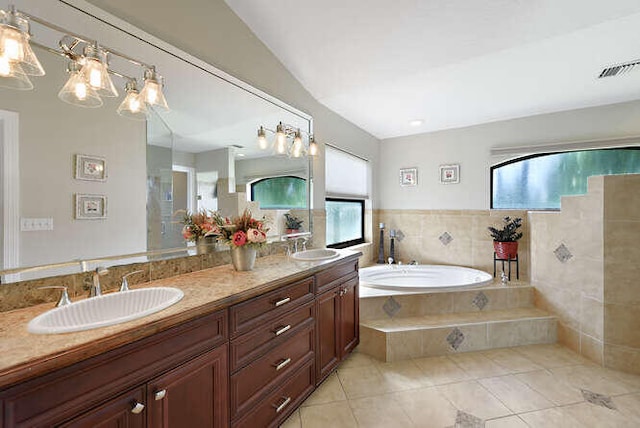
280, 344, 640, 427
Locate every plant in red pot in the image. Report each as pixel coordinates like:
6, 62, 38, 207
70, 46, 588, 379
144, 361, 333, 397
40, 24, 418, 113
284, 213, 304, 234
488, 216, 523, 260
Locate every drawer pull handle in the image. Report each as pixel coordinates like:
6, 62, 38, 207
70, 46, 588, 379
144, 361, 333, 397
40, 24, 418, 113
274, 396, 292, 413
274, 297, 291, 307
275, 357, 292, 371
131, 401, 145, 414
274, 324, 291, 336
154, 389, 167, 400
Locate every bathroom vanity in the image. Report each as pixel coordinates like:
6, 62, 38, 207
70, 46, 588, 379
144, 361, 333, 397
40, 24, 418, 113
0, 251, 360, 427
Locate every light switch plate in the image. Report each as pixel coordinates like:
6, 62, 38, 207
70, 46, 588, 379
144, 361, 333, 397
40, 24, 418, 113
21, 218, 54, 231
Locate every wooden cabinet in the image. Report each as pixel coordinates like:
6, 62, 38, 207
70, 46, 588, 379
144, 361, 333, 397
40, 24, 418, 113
230, 276, 316, 427
315, 259, 360, 384
0, 310, 228, 428
0, 254, 361, 428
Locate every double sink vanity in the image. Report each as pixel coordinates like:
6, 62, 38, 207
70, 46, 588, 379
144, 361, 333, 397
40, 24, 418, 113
0, 250, 361, 427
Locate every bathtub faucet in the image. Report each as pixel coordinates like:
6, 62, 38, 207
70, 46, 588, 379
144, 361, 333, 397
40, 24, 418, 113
387, 257, 394, 265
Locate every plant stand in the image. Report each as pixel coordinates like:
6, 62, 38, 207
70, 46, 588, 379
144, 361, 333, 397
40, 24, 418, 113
493, 253, 519, 280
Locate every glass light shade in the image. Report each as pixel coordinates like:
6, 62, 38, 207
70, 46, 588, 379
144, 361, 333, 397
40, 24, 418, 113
58, 61, 103, 108
117, 82, 148, 120
274, 122, 287, 154
81, 44, 118, 97
290, 130, 304, 158
257, 126, 269, 149
0, 10, 45, 76
140, 67, 169, 111
309, 137, 318, 156
0, 57, 33, 90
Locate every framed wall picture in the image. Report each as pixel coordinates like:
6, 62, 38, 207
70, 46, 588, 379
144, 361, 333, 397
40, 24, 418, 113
439, 164, 460, 184
75, 194, 107, 220
75, 154, 106, 181
399, 167, 418, 186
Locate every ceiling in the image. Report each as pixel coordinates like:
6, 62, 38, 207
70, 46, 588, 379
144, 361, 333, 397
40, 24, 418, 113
224, 0, 640, 140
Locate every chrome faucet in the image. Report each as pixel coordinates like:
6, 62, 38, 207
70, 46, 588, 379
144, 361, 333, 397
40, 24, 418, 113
90, 267, 109, 297
120, 270, 145, 292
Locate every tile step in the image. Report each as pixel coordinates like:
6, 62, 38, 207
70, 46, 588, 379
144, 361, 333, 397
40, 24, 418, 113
359, 308, 557, 362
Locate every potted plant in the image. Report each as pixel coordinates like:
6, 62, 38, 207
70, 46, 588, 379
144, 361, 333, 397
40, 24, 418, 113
488, 216, 523, 260
284, 213, 303, 234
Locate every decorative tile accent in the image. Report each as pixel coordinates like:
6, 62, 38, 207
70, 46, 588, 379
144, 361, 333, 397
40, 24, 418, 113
447, 327, 465, 350
472, 291, 489, 310
439, 232, 453, 246
554, 243, 573, 263
581, 389, 617, 410
454, 410, 484, 428
383, 296, 402, 317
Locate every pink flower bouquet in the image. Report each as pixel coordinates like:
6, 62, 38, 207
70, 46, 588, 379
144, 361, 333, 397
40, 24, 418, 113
210, 209, 269, 248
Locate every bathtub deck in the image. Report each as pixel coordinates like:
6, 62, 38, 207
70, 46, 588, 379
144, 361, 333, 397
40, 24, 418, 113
358, 284, 558, 361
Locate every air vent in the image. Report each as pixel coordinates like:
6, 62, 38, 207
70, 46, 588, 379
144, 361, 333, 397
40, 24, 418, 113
598, 59, 640, 78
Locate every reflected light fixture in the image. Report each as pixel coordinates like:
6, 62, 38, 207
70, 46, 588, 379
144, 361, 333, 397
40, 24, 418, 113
257, 126, 268, 150
140, 67, 169, 111
58, 60, 102, 108
0, 4, 170, 120
257, 122, 320, 158
0, 5, 45, 76
117, 79, 147, 120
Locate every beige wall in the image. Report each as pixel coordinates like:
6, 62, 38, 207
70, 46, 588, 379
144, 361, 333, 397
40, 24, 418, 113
530, 174, 640, 374
372, 209, 530, 280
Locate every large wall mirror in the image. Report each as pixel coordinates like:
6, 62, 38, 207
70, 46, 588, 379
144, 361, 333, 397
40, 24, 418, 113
0, 0, 312, 283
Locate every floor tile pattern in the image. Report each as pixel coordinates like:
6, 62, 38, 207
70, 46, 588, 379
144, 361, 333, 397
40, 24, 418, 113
280, 344, 640, 428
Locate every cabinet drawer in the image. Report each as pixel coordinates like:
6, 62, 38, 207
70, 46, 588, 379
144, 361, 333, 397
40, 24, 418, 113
230, 300, 314, 372
231, 325, 314, 418
231, 358, 315, 428
315, 259, 358, 294
230, 277, 314, 337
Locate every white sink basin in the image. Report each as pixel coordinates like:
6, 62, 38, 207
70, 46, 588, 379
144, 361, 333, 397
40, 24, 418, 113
291, 249, 340, 261
28, 287, 184, 334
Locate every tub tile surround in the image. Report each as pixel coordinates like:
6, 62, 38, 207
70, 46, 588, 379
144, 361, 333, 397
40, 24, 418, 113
373, 209, 530, 281
530, 174, 640, 374
281, 344, 640, 428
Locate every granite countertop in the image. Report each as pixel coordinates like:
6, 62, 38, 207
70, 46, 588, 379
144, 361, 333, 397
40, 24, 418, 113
0, 250, 361, 390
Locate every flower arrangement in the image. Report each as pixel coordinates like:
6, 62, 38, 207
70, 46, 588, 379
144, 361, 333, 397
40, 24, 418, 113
210, 209, 269, 248
180, 210, 216, 242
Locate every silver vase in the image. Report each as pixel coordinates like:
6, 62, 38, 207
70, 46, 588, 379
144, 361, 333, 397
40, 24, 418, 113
230, 246, 257, 271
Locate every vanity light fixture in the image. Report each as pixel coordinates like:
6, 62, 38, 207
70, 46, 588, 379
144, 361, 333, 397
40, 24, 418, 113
0, 4, 170, 119
117, 79, 147, 120
0, 5, 45, 76
139, 67, 169, 111
257, 121, 319, 158
58, 60, 102, 108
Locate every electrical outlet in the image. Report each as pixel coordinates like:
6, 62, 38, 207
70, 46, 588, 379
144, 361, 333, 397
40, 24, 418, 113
20, 218, 54, 231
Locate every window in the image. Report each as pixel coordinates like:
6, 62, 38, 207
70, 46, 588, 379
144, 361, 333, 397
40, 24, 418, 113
491, 147, 640, 210
325, 146, 369, 248
250, 176, 307, 209
326, 198, 365, 248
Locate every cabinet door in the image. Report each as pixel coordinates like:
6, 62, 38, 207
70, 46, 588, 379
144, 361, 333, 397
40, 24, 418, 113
339, 277, 359, 358
148, 344, 229, 428
315, 288, 340, 384
57, 387, 146, 428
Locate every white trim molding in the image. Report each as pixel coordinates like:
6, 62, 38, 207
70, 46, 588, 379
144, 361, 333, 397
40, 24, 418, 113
1, 110, 20, 276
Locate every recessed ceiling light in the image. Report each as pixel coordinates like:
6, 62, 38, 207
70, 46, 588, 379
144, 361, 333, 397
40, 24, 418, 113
409, 119, 423, 127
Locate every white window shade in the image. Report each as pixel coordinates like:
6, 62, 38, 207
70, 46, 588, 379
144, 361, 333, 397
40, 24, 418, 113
325, 146, 369, 199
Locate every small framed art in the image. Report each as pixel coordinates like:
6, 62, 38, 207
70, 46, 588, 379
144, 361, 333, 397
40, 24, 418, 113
399, 167, 418, 186
75, 194, 107, 220
439, 164, 460, 184
75, 154, 106, 181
